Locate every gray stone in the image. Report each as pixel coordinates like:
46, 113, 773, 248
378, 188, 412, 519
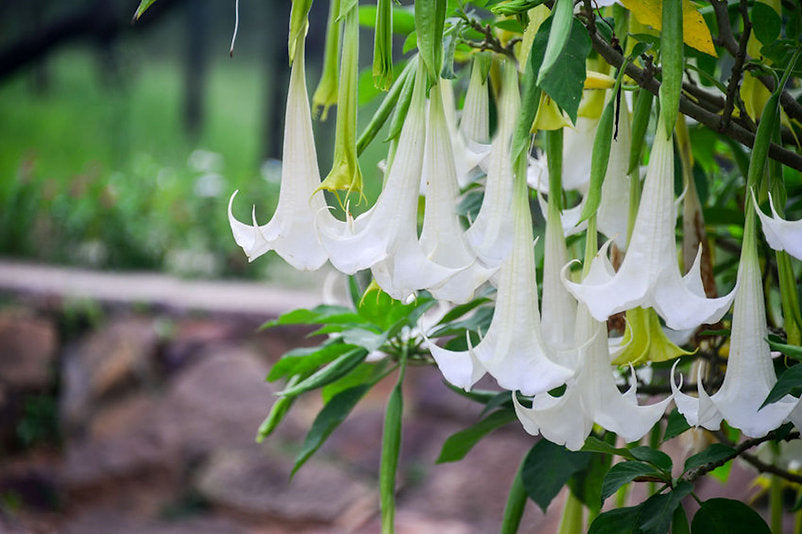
60, 393, 177, 490
157, 347, 294, 456
60, 318, 159, 433
194, 448, 372, 525
0, 310, 57, 390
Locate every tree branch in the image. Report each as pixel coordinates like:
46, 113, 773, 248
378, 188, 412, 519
711, 0, 802, 124
721, 1, 751, 130
683, 428, 802, 483
582, 24, 802, 171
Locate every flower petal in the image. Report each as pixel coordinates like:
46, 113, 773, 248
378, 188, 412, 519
228, 39, 328, 271
753, 191, 802, 261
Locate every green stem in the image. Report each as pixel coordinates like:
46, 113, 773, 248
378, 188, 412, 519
557, 491, 584, 534
380, 345, 407, 534
500, 460, 528, 534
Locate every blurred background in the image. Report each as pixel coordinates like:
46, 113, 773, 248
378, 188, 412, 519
0, 0, 374, 281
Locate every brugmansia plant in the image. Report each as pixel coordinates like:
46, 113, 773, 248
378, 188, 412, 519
142, 0, 802, 531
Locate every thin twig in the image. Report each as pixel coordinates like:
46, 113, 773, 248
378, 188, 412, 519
460, 14, 517, 61
711, 0, 802, 123
684, 429, 802, 485
721, 0, 751, 130
581, 24, 802, 171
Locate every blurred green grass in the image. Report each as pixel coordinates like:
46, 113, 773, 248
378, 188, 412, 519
0, 45, 387, 280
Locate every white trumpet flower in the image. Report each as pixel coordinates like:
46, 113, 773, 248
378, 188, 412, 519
315, 65, 454, 294
753, 192, 802, 261
535, 101, 632, 249
540, 199, 580, 368
465, 60, 519, 268
672, 206, 798, 437
415, 81, 496, 304
514, 303, 672, 451
424, 171, 573, 395
440, 79, 491, 188
527, 117, 599, 193
228, 39, 328, 271
562, 120, 736, 330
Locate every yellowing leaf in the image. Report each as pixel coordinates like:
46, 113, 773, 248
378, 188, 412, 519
621, 0, 717, 57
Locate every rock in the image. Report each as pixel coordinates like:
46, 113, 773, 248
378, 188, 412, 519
353, 509, 475, 534
60, 393, 177, 490
61, 507, 247, 534
157, 347, 297, 456
402, 422, 540, 531
60, 318, 159, 433
0, 310, 57, 391
194, 448, 372, 524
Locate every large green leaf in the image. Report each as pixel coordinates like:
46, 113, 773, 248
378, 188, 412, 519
683, 443, 736, 474
261, 305, 356, 329
292, 384, 371, 475
521, 440, 592, 512
601, 461, 665, 502
437, 410, 517, 463
267, 341, 355, 382
691, 498, 771, 534
663, 408, 692, 442
761, 363, 802, 408
589, 482, 692, 534
751, 3, 782, 45
528, 17, 591, 123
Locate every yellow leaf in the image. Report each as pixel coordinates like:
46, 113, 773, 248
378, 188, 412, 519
620, 0, 717, 57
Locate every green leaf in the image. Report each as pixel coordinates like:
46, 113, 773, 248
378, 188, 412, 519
133, 0, 158, 20
659, 0, 684, 136
578, 95, 616, 222
751, 3, 781, 45
415, 0, 447, 82
768, 339, 802, 361
321, 361, 384, 403
279, 348, 369, 397
528, 17, 591, 124
437, 410, 517, 463
673, 504, 691, 534
683, 443, 735, 473
256, 375, 300, 442
358, 4, 416, 34
601, 461, 665, 502
663, 408, 692, 441
267, 341, 355, 382
588, 504, 643, 534
639, 482, 693, 534
292, 384, 371, 475
629, 446, 673, 473
341, 327, 388, 352
581, 436, 637, 461
537, 0, 573, 85
568, 451, 610, 516
442, 382, 503, 404
357, 58, 415, 155
380, 364, 405, 532
437, 298, 492, 325
261, 305, 355, 329
430, 306, 494, 337
521, 440, 592, 512
592, 482, 692, 534
691, 498, 771, 534
761, 363, 802, 408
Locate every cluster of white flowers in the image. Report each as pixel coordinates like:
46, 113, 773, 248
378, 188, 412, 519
229, 33, 802, 450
